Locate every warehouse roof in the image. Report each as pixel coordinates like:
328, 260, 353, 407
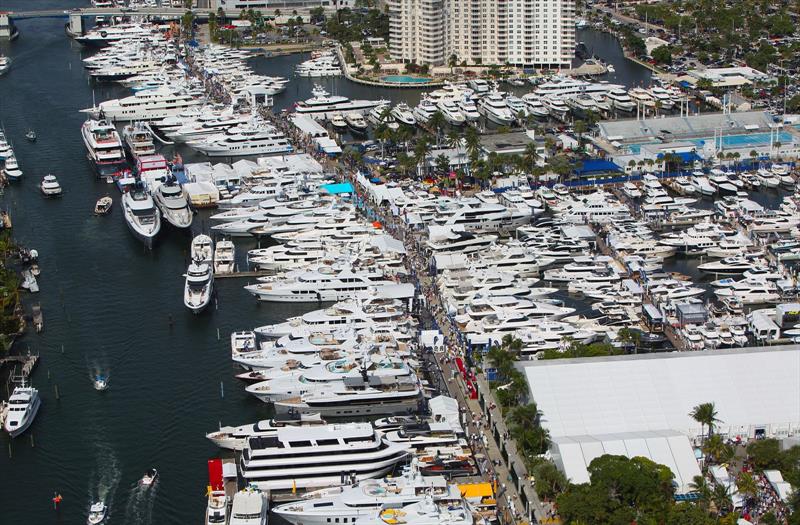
519, 346, 800, 440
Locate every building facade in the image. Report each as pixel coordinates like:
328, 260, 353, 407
213, 0, 353, 11
390, 0, 574, 68
387, 0, 445, 66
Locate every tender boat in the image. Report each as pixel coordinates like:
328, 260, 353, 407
3, 382, 41, 437
213, 240, 236, 275
87, 501, 107, 525
93, 375, 109, 391
191, 234, 214, 263
94, 196, 113, 215
205, 489, 228, 525
40, 175, 63, 197
140, 468, 158, 486
25, 130, 36, 142
122, 188, 161, 249
329, 112, 348, 132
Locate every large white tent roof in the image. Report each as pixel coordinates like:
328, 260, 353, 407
520, 346, 800, 440
551, 430, 702, 493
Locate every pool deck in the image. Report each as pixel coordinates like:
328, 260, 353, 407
336, 45, 445, 88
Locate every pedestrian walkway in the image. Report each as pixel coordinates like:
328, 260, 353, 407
336, 166, 558, 524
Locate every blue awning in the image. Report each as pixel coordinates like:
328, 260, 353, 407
320, 182, 354, 194
656, 151, 700, 163
575, 159, 622, 175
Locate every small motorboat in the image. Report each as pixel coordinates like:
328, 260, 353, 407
140, 468, 158, 486
40, 175, 62, 197
93, 375, 108, 391
87, 501, 107, 525
25, 130, 36, 142
94, 196, 112, 215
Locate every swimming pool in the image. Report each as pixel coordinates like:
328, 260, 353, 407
380, 75, 433, 84
688, 131, 794, 148
627, 131, 795, 154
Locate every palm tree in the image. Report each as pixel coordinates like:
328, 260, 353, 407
427, 111, 446, 146
522, 142, 540, 178
736, 472, 758, 506
690, 402, 721, 444
689, 475, 712, 512
374, 122, 390, 158
703, 434, 733, 464
414, 138, 431, 178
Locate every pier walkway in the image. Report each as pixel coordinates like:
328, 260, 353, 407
338, 164, 554, 524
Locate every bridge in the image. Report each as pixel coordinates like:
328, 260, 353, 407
0, 7, 219, 39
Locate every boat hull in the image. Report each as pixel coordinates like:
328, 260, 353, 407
5, 396, 40, 437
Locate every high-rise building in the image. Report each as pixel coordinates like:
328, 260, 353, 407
390, 0, 575, 69
387, 0, 446, 66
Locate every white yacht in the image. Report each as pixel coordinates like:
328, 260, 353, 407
205, 490, 228, 525
357, 496, 473, 525
122, 122, 157, 160
184, 262, 214, 314
40, 175, 63, 197
190, 125, 293, 157
122, 188, 161, 249
153, 183, 192, 229
82, 88, 204, 121
607, 89, 636, 111
2, 155, 22, 181
191, 234, 214, 263
391, 103, 417, 126
0, 55, 10, 75
273, 466, 461, 525
467, 78, 491, 94
648, 86, 675, 109
214, 240, 236, 275
228, 489, 267, 525
478, 92, 515, 125
273, 371, 421, 418
426, 230, 497, 254
521, 94, 550, 118
3, 382, 41, 437
294, 85, 389, 120
457, 98, 481, 121
81, 119, 129, 177
238, 423, 409, 491
542, 96, 570, 120
206, 414, 327, 451
413, 98, 438, 124
436, 100, 466, 126
715, 280, 780, 304
244, 266, 393, 302
87, 501, 107, 525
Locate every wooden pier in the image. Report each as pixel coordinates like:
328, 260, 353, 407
214, 270, 273, 279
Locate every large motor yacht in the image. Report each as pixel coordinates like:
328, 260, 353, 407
477, 92, 515, 125
122, 188, 161, 249
82, 87, 204, 121
273, 464, 462, 525
153, 183, 193, 229
190, 125, 293, 157
244, 266, 393, 303
294, 85, 390, 120
81, 119, 130, 178
3, 382, 41, 437
238, 423, 409, 491
184, 262, 214, 314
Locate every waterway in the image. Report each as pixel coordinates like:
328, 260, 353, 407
0, 5, 656, 523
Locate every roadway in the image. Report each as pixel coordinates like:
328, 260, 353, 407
8, 7, 217, 20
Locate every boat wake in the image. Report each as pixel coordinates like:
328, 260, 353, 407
88, 443, 121, 518
123, 482, 158, 525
